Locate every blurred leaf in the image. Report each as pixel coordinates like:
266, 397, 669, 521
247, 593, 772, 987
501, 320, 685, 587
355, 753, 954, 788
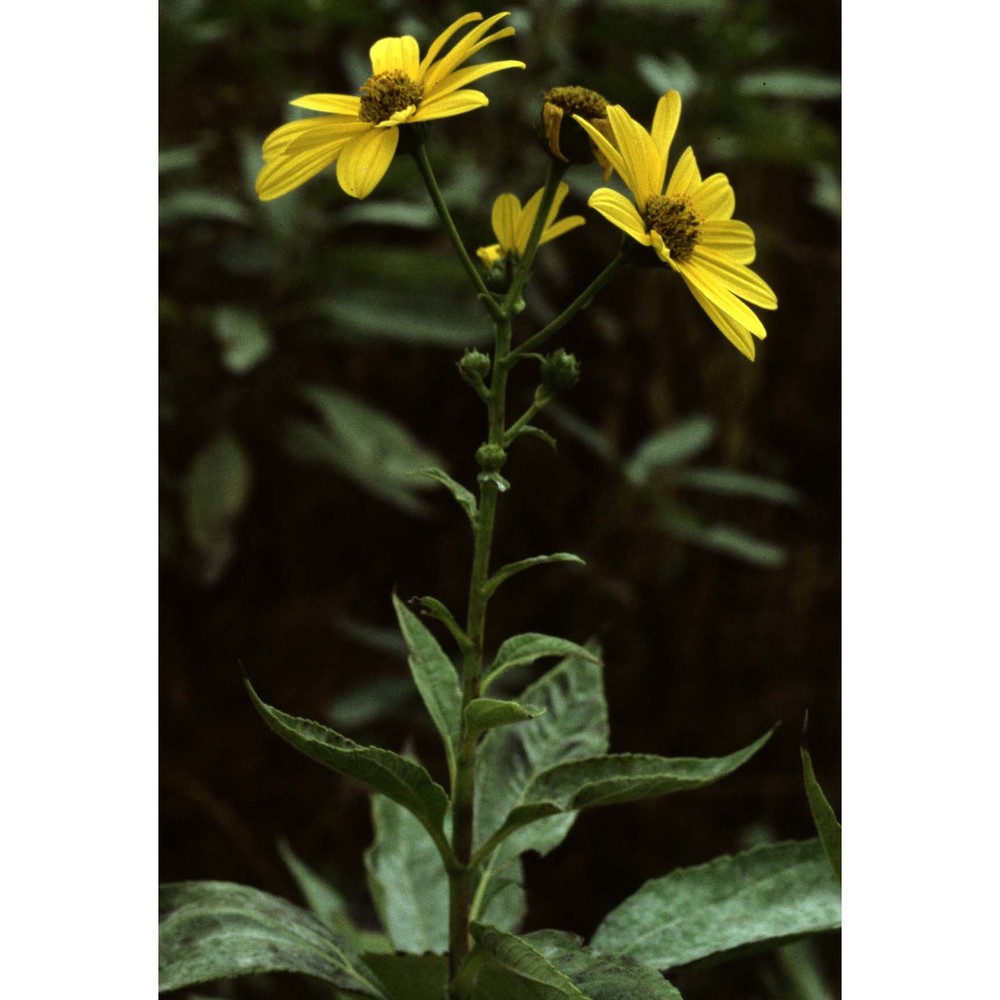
159, 881, 387, 996
469, 924, 586, 1000
184, 431, 251, 581
590, 840, 841, 971
738, 70, 841, 101
663, 514, 788, 567
810, 162, 842, 217
484, 634, 601, 692
547, 405, 618, 466
245, 677, 450, 837
465, 698, 546, 738
159, 190, 253, 226
677, 467, 801, 506
211, 306, 272, 374
277, 837, 350, 932
364, 794, 449, 954
525, 931, 683, 1000
635, 52, 700, 99
801, 744, 842, 882
364, 953, 448, 1000
337, 199, 437, 229
624, 416, 716, 485
159, 143, 202, 173
327, 675, 416, 730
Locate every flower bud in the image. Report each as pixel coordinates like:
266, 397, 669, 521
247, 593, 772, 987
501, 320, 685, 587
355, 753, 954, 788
539, 348, 581, 395
459, 349, 491, 380
475, 443, 507, 472
541, 85, 614, 180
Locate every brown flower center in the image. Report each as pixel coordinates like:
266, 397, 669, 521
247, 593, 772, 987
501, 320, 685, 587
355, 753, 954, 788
359, 70, 423, 123
543, 85, 608, 120
644, 195, 701, 262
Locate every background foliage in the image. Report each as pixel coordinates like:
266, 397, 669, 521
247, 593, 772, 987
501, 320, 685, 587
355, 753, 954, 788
160, 0, 840, 996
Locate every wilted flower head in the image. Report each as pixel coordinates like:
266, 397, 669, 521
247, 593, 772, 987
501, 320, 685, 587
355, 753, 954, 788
541, 85, 614, 180
256, 12, 525, 201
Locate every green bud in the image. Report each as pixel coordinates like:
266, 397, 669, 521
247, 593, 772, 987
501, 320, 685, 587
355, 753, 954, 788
475, 443, 507, 472
459, 349, 491, 379
539, 348, 581, 394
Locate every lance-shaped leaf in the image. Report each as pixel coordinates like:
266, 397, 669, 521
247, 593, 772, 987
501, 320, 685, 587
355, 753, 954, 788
413, 467, 478, 528
801, 744, 841, 882
467, 924, 587, 1000
523, 930, 684, 1000
590, 840, 842, 971
246, 678, 449, 841
159, 881, 387, 997
465, 698, 546, 738
392, 594, 462, 782
484, 553, 585, 599
484, 634, 600, 691
493, 731, 773, 846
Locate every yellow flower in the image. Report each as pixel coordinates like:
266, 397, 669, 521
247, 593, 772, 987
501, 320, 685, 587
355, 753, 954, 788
573, 91, 777, 360
476, 183, 586, 267
256, 12, 525, 202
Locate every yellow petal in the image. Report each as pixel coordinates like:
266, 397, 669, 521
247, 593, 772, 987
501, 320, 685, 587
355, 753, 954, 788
370, 35, 420, 77
418, 12, 484, 78
573, 115, 628, 190
422, 58, 525, 103
283, 121, 372, 156
676, 259, 768, 339
691, 173, 735, 221
539, 215, 585, 244
290, 93, 362, 115
588, 188, 651, 246
412, 89, 489, 121
686, 282, 758, 359
690, 247, 777, 309
650, 90, 681, 193
606, 105, 661, 211
255, 146, 340, 201
335, 127, 399, 199
477, 243, 504, 267
422, 11, 512, 91
261, 116, 335, 158
666, 146, 701, 199
545, 182, 571, 229
515, 188, 544, 253
700, 219, 756, 265
491, 193, 522, 249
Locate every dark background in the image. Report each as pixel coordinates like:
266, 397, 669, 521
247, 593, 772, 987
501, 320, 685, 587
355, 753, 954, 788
160, 1, 841, 996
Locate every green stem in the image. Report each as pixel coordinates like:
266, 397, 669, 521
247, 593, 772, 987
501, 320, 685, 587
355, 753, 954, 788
411, 140, 505, 323
507, 251, 630, 363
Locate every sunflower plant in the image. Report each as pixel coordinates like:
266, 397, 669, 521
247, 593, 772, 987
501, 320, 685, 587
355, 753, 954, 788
160, 12, 839, 1000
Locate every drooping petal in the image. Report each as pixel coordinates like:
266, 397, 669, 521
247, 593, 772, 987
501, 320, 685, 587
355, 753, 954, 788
685, 282, 758, 359
290, 93, 362, 115
422, 12, 513, 92
666, 146, 701, 199
335, 126, 400, 199
650, 90, 681, 193
413, 89, 489, 121
573, 115, 629, 191
700, 219, 757, 265
491, 193, 522, 250
539, 214, 585, 245
587, 188, 652, 246
676, 259, 768, 339
421, 58, 525, 103
690, 246, 777, 309
369, 35, 420, 77
605, 104, 661, 212
256, 146, 340, 201
417, 12, 484, 79
692, 173, 736, 221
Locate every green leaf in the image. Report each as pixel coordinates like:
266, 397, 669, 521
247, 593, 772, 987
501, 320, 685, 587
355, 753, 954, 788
159, 190, 253, 226
658, 508, 787, 568
465, 698, 546, 737
513, 425, 559, 451
414, 597, 472, 654
159, 881, 387, 997
475, 652, 608, 873
392, 594, 462, 782
364, 794, 449, 954
524, 930, 684, 1000
364, 953, 449, 1000
484, 634, 600, 692
413, 467, 478, 527
801, 745, 842, 882
737, 69, 841, 101
676, 468, 801, 506
211, 306, 272, 375
276, 837, 350, 932
245, 678, 449, 841
623, 417, 716, 485
590, 840, 841, 971
468, 924, 587, 1000
484, 553, 585, 599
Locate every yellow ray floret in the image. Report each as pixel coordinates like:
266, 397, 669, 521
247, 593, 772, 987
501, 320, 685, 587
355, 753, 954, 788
476, 183, 586, 267
256, 12, 525, 201
573, 91, 777, 360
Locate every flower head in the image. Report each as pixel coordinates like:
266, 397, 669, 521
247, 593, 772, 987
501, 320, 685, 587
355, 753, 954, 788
574, 91, 777, 360
541, 85, 614, 180
256, 12, 525, 201
476, 182, 585, 268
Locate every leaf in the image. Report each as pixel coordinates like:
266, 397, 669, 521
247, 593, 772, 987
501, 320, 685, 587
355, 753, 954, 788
737, 69, 841, 101
475, 653, 608, 872
465, 698, 546, 737
364, 794, 450, 954
245, 678, 449, 840
484, 553, 585, 599
658, 508, 787, 568
468, 924, 587, 1000
524, 930, 684, 1000
211, 306, 272, 375
414, 596, 472, 654
364, 953, 449, 1000
276, 837, 350, 933
413, 467, 478, 527
590, 840, 841, 971
513, 425, 559, 451
159, 190, 253, 226
496, 731, 773, 842
801, 745, 842, 882
623, 417, 716, 485
484, 634, 600, 691
392, 594, 462, 782
159, 881, 386, 997
676, 468, 801, 506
